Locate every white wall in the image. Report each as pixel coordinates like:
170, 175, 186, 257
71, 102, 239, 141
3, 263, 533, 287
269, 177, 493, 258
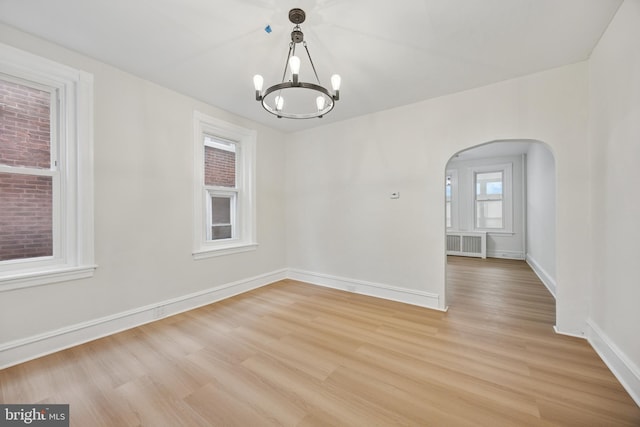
286, 62, 590, 331
0, 24, 287, 357
588, 0, 640, 402
446, 154, 525, 260
525, 143, 556, 296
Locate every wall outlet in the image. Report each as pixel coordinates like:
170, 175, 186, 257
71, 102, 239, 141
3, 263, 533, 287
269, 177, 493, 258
153, 306, 166, 319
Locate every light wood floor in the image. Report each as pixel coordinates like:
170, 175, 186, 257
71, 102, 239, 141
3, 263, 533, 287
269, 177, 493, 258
1, 257, 639, 426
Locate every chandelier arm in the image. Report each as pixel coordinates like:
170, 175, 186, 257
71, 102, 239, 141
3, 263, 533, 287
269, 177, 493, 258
303, 41, 322, 85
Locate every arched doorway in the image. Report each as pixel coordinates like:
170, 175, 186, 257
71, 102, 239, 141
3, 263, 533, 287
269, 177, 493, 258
443, 140, 557, 309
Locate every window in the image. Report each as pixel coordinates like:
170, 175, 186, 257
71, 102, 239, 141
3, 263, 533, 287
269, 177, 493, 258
475, 171, 503, 228
0, 78, 54, 262
445, 169, 458, 229
204, 136, 236, 240
446, 175, 452, 228
471, 163, 512, 232
193, 112, 256, 258
0, 43, 94, 290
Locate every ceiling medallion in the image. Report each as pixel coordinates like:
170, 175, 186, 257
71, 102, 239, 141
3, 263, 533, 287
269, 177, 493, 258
253, 8, 341, 119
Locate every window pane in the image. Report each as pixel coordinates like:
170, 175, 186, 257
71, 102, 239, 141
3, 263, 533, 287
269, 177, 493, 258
211, 196, 231, 224
210, 195, 232, 240
476, 171, 502, 199
0, 78, 51, 169
476, 200, 503, 229
212, 225, 232, 240
446, 201, 451, 228
204, 136, 236, 187
445, 175, 451, 201
0, 172, 53, 261
486, 181, 502, 195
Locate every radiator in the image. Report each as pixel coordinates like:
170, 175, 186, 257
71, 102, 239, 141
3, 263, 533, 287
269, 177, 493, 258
446, 232, 486, 258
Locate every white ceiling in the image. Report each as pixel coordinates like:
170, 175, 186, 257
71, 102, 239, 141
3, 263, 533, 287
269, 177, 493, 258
0, 0, 622, 133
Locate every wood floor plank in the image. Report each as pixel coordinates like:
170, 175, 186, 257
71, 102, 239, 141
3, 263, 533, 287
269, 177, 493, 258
1, 256, 639, 426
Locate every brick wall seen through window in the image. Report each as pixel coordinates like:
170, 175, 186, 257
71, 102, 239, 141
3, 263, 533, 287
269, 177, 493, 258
204, 146, 235, 188
0, 79, 53, 261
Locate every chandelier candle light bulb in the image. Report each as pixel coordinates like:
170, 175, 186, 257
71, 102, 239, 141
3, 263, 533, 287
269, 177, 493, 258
253, 74, 263, 100
331, 74, 341, 100
289, 56, 301, 83
253, 8, 341, 119
275, 95, 284, 111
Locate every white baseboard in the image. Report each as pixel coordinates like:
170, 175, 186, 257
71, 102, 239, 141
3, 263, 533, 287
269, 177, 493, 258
586, 319, 640, 407
526, 254, 557, 298
553, 325, 585, 339
288, 268, 444, 311
486, 250, 525, 260
0, 268, 288, 369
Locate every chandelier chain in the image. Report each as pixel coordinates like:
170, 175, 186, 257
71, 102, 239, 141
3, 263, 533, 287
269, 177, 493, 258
303, 41, 322, 85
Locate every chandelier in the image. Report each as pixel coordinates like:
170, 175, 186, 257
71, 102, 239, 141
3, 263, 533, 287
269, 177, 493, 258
253, 8, 341, 119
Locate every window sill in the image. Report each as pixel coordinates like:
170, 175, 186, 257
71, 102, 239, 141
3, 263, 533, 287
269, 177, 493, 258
448, 229, 515, 236
192, 242, 258, 260
475, 230, 514, 236
0, 265, 97, 292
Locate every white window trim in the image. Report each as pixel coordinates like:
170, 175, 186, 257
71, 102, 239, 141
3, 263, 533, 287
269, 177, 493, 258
470, 162, 513, 233
193, 112, 257, 259
0, 43, 95, 291
205, 137, 236, 153
445, 169, 459, 230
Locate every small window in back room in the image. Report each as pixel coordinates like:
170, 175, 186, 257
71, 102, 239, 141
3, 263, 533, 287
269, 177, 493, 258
475, 171, 503, 229
445, 174, 452, 228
